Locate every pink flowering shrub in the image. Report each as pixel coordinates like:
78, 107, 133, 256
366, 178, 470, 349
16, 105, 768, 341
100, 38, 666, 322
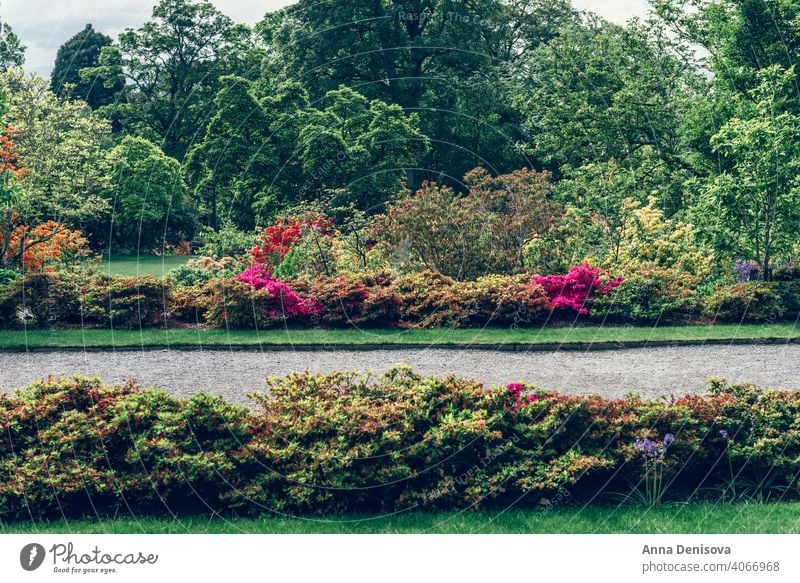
236, 264, 317, 318
533, 264, 623, 315
506, 382, 541, 410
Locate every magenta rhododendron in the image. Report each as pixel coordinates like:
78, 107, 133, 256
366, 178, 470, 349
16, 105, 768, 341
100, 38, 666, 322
533, 264, 623, 315
506, 382, 524, 399
236, 264, 318, 317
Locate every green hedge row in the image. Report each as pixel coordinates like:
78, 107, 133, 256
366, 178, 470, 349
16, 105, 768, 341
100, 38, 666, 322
1, 271, 799, 330
1, 369, 797, 519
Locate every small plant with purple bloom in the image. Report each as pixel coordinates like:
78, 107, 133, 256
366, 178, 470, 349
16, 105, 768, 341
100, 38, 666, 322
631, 433, 675, 506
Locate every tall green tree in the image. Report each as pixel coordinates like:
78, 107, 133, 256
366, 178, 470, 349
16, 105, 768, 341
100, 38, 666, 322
89, 0, 255, 159
0, 19, 24, 71
266, 0, 574, 182
655, 0, 800, 93
105, 136, 192, 251
50, 24, 122, 108
518, 16, 699, 175
0, 70, 112, 231
186, 79, 430, 229
696, 66, 800, 279
184, 76, 276, 230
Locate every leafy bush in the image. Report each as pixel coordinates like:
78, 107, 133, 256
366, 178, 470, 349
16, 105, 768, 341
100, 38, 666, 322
0, 377, 249, 518
1, 370, 797, 520
79, 274, 171, 328
462, 274, 551, 326
701, 283, 786, 322
592, 267, 699, 323
773, 263, 800, 282
168, 256, 245, 287
774, 281, 800, 318
0, 272, 80, 327
303, 271, 400, 327
0, 268, 20, 285
236, 264, 316, 317
201, 268, 315, 329
392, 271, 475, 327
197, 225, 259, 259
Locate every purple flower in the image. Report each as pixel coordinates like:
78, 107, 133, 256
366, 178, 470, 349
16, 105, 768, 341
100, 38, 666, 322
719, 429, 729, 440
663, 433, 674, 448
733, 259, 760, 282
634, 438, 658, 457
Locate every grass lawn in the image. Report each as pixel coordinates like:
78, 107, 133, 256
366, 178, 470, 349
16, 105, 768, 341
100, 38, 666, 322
0, 323, 797, 350
2, 504, 798, 534
101, 254, 191, 277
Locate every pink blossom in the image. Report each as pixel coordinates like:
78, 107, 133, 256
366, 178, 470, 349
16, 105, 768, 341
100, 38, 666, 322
236, 264, 318, 318
533, 264, 622, 316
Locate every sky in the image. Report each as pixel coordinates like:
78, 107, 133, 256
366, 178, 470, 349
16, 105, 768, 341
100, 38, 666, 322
1, 0, 650, 77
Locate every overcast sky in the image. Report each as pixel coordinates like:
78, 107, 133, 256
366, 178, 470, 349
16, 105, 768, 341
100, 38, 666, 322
1, 0, 650, 77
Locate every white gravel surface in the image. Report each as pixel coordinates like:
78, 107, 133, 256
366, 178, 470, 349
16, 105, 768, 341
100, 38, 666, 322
0, 344, 798, 405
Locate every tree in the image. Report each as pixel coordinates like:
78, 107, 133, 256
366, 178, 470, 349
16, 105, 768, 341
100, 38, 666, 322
105, 136, 192, 251
50, 24, 122, 108
0, 84, 96, 270
0, 20, 24, 71
381, 167, 558, 278
696, 66, 800, 279
184, 75, 276, 230
294, 86, 430, 212
267, 0, 574, 182
517, 15, 701, 180
463, 166, 557, 273
186, 81, 430, 228
0, 71, 112, 236
655, 0, 800, 94
90, 0, 254, 159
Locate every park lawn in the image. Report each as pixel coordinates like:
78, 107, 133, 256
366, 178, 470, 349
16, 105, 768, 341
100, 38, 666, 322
2, 504, 798, 534
0, 323, 797, 350
101, 254, 191, 277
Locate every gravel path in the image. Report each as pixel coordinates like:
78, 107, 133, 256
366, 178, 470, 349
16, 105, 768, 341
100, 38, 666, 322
0, 344, 798, 404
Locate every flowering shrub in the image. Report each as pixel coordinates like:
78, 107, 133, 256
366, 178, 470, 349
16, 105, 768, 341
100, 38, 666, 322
4, 267, 800, 330
251, 213, 333, 268
533, 264, 622, 315
235, 263, 316, 319
0, 221, 89, 271
1, 371, 797, 519
733, 259, 761, 282
300, 271, 400, 327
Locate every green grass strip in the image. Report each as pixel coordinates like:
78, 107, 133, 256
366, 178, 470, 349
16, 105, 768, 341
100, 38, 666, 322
0, 323, 798, 351
2, 504, 798, 534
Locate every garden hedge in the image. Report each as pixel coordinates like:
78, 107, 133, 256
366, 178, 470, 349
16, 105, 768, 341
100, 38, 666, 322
1, 270, 799, 330
0, 369, 797, 519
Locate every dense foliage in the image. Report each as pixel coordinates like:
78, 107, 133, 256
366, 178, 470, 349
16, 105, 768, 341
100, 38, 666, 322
2, 267, 799, 330
1, 370, 797, 518
0, 0, 797, 324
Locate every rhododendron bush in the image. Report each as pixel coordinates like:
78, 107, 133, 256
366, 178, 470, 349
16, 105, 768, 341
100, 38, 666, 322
1, 370, 797, 519
533, 264, 623, 315
235, 263, 317, 318
251, 212, 334, 268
